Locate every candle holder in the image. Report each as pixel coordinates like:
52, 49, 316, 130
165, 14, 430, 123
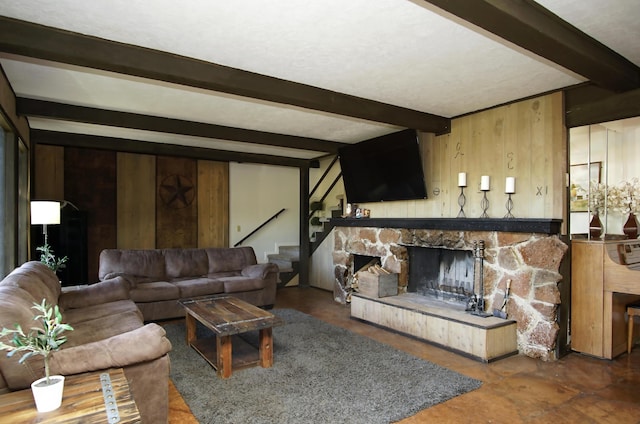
480, 191, 489, 218
504, 193, 515, 218
457, 187, 466, 218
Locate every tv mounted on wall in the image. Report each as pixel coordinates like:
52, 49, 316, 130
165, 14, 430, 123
338, 129, 427, 203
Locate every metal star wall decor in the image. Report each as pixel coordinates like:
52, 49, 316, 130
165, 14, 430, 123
159, 174, 195, 208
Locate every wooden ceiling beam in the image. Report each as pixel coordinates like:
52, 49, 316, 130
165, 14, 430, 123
423, 0, 640, 92
565, 84, 640, 128
31, 129, 316, 168
0, 17, 450, 133
18, 98, 344, 154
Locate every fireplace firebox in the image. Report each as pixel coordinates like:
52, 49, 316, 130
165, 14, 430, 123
407, 246, 474, 307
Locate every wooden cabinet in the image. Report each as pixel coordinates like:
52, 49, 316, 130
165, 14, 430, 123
571, 239, 640, 359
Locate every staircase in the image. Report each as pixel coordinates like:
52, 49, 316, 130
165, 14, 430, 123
268, 206, 341, 288
268, 245, 300, 288
268, 157, 343, 287
310, 206, 342, 252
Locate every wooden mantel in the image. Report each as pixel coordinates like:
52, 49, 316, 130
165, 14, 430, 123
330, 217, 562, 234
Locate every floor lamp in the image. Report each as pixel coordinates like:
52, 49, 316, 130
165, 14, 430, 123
31, 201, 61, 246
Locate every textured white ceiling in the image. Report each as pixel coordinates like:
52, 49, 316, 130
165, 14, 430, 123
0, 0, 637, 158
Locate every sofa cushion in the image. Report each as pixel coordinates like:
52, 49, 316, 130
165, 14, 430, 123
130, 281, 180, 303
242, 263, 278, 279
173, 278, 225, 299
62, 299, 142, 324
207, 271, 240, 279
50, 324, 172, 375
59, 277, 130, 310
220, 277, 266, 293
205, 247, 257, 273
164, 248, 208, 279
64, 310, 144, 348
1, 261, 61, 307
99, 249, 166, 282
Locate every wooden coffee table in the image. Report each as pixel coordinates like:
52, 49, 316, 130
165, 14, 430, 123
179, 296, 284, 378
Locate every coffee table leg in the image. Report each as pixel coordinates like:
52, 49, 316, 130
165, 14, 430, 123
259, 328, 274, 368
185, 313, 196, 345
217, 335, 232, 378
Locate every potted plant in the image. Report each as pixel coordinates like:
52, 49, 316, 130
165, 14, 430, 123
0, 299, 74, 412
36, 243, 68, 274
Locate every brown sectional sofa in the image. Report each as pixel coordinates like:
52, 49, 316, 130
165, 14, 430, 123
0, 261, 172, 423
98, 246, 279, 321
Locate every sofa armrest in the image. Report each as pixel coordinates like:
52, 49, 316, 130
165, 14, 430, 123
49, 324, 172, 375
59, 277, 131, 310
241, 263, 279, 279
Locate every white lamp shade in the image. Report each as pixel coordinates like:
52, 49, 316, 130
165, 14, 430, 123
31, 201, 61, 225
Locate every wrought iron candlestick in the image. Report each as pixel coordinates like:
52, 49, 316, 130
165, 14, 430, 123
457, 187, 466, 218
479, 175, 490, 218
504, 177, 515, 218
480, 191, 490, 218
504, 193, 514, 218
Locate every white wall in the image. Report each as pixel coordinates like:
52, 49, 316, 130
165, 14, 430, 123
230, 163, 299, 262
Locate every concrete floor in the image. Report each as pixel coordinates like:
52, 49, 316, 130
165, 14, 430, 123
168, 286, 640, 423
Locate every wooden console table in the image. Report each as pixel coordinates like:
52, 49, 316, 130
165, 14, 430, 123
0, 368, 140, 423
571, 239, 640, 359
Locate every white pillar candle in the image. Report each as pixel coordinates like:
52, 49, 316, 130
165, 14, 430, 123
458, 172, 467, 187
480, 175, 490, 191
505, 177, 515, 194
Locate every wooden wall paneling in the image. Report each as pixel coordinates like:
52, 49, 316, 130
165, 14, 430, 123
33, 144, 64, 200
64, 148, 116, 281
197, 160, 229, 248
156, 156, 197, 248
549, 92, 568, 227
117, 152, 156, 248
528, 95, 553, 218
420, 132, 442, 217
509, 101, 532, 219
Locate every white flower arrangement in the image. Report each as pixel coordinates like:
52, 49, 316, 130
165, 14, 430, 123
588, 180, 607, 215
589, 178, 640, 215
607, 178, 640, 214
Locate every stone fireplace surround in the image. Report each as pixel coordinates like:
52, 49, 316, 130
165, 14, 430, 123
332, 218, 567, 361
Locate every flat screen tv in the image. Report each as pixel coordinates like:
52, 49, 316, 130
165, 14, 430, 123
338, 129, 427, 203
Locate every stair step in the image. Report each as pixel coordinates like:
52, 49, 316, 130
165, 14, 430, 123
267, 256, 293, 267
277, 245, 300, 259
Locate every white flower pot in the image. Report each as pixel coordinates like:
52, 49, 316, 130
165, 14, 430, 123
31, 375, 65, 412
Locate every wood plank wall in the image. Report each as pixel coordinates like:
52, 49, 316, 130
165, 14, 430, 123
370, 92, 566, 229
34, 146, 229, 281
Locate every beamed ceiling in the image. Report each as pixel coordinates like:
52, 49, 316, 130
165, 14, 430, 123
0, 0, 639, 167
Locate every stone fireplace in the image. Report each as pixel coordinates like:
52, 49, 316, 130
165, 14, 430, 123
332, 218, 568, 361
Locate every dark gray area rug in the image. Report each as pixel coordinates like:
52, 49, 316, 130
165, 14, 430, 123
165, 308, 481, 424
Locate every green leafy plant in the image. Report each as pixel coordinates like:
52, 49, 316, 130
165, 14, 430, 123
0, 299, 74, 385
36, 244, 68, 273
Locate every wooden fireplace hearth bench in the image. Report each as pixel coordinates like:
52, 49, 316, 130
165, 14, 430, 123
351, 293, 518, 362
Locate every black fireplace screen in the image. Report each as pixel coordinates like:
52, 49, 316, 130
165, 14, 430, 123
407, 246, 474, 303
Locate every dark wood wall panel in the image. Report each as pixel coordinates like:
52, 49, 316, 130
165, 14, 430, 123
64, 148, 116, 280
156, 156, 198, 248
33, 144, 64, 200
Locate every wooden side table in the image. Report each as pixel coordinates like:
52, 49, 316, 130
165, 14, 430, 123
0, 368, 140, 423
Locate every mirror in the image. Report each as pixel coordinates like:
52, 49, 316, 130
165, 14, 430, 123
570, 116, 640, 238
